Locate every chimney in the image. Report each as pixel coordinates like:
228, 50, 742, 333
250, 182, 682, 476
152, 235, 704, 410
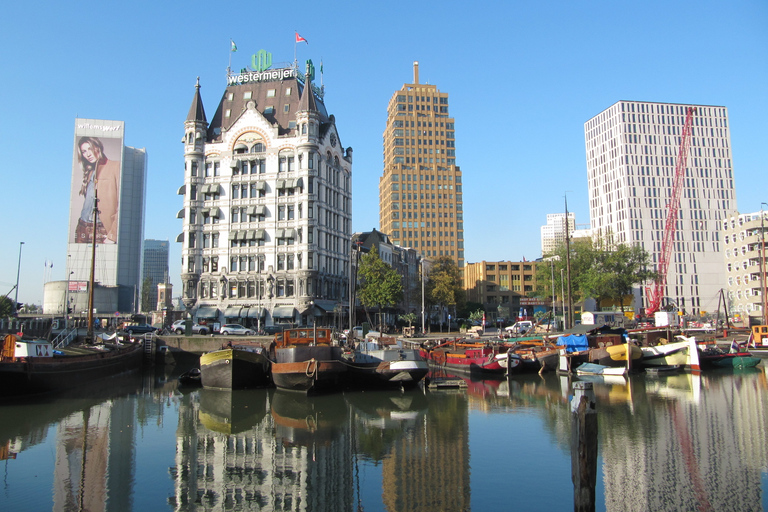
413, 61, 419, 84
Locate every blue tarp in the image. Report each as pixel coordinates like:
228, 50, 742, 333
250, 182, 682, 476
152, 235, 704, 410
558, 334, 589, 353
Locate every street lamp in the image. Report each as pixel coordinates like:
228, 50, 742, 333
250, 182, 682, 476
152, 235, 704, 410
14, 242, 24, 311
309, 300, 317, 345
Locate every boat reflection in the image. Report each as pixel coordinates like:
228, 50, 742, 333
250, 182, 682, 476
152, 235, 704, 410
198, 388, 269, 435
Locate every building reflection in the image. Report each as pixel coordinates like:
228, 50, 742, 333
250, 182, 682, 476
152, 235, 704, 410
589, 371, 768, 511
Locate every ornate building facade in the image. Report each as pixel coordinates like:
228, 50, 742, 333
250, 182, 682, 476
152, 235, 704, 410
178, 58, 352, 329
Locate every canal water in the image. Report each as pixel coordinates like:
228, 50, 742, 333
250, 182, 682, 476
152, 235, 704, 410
1, 363, 768, 511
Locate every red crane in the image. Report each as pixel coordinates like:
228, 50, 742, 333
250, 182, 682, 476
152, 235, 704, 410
645, 106, 697, 316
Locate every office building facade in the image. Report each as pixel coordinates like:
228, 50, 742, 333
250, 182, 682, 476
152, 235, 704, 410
46, 119, 147, 315
585, 101, 736, 316
141, 239, 170, 312
379, 62, 464, 268
178, 55, 352, 328
540, 213, 576, 257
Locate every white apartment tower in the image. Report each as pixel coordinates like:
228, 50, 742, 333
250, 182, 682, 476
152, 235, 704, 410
540, 213, 575, 257
584, 101, 736, 316
178, 57, 352, 328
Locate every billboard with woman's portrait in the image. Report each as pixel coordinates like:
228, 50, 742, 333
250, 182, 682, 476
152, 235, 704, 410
68, 122, 124, 245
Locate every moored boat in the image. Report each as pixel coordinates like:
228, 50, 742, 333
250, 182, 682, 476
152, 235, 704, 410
270, 328, 347, 394
505, 342, 559, 373
0, 334, 144, 398
640, 338, 691, 368
199, 345, 271, 390
420, 339, 521, 376
343, 336, 428, 389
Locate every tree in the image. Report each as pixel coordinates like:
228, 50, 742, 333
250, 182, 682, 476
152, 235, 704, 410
537, 237, 658, 314
357, 246, 403, 332
427, 256, 465, 332
398, 312, 417, 327
0, 296, 14, 319
141, 276, 153, 313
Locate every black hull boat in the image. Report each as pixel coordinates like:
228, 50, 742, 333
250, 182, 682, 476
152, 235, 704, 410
199, 346, 271, 390
0, 334, 144, 399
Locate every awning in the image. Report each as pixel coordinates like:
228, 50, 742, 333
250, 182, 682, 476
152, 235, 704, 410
175, 233, 184, 243
230, 159, 240, 168
255, 181, 267, 191
234, 143, 248, 152
229, 231, 238, 240
177, 185, 186, 195
245, 205, 257, 216
312, 300, 339, 313
195, 306, 219, 318
224, 306, 242, 317
254, 205, 266, 215
254, 229, 266, 240
246, 307, 266, 318
272, 306, 296, 319
210, 207, 220, 218
276, 179, 286, 189
176, 209, 185, 219
246, 230, 256, 240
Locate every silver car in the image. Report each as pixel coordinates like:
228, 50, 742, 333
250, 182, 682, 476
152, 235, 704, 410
220, 324, 255, 336
171, 320, 210, 335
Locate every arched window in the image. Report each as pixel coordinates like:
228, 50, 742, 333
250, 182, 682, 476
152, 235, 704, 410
251, 142, 265, 153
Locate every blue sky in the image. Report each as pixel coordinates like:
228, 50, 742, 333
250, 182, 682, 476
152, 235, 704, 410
1, 0, 766, 306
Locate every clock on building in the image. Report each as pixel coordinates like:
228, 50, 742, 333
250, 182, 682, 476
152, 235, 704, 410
330, 133, 337, 147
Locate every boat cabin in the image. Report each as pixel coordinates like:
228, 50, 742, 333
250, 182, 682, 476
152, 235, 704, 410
1, 335, 53, 362
581, 311, 625, 328
753, 325, 768, 347
275, 328, 333, 348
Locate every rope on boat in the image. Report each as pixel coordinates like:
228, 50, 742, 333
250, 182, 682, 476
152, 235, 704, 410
305, 358, 318, 379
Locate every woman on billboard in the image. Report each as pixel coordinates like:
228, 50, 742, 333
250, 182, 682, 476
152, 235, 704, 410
75, 136, 119, 244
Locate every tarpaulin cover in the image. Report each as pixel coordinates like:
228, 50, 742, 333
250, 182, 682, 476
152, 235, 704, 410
558, 334, 589, 353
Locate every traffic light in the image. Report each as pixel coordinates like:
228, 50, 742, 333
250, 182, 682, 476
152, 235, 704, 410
15, 302, 23, 311
67, 306, 73, 314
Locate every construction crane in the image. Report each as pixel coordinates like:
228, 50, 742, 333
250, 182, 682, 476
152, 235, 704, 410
645, 106, 697, 316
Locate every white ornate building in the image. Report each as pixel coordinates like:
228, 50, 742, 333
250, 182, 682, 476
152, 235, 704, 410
178, 59, 352, 329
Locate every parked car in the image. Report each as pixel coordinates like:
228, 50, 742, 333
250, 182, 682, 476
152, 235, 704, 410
171, 320, 210, 335
220, 324, 255, 336
124, 323, 157, 335
263, 325, 285, 335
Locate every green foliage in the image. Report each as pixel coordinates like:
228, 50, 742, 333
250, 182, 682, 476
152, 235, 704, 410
468, 309, 485, 322
427, 256, 465, 310
398, 312, 417, 327
358, 246, 403, 311
0, 296, 14, 318
537, 238, 658, 310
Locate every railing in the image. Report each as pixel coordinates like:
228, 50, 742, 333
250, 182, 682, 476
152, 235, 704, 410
53, 327, 78, 349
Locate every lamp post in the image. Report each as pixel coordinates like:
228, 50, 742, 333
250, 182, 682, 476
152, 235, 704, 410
309, 300, 317, 345
561, 268, 566, 330
65, 271, 74, 330
14, 242, 24, 311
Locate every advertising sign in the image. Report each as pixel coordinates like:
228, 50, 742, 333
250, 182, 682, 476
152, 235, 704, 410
69, 120, 124, 245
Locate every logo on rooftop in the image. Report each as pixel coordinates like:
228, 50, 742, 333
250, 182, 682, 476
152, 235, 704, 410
227, 49, 296, 86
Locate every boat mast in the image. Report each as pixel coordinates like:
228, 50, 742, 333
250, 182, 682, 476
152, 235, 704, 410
86, 187, 99, 343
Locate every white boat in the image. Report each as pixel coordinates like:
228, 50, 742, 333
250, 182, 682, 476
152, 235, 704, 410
575, 362, 628, 376
344, 336, 429, 389
640, 338, 691, 367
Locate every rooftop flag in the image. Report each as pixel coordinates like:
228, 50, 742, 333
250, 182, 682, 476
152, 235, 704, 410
295, 32, 308, 44
231, 40, 237, 52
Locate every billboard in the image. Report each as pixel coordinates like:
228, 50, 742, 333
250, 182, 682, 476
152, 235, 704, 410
69, 121, 124, 244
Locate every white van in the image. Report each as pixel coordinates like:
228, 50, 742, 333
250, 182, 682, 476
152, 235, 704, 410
505, 321, 533, 335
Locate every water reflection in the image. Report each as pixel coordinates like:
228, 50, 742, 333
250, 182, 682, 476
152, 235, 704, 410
1, 366, 768, 511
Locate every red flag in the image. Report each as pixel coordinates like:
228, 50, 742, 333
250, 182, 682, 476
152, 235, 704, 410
295, 32, 308, 44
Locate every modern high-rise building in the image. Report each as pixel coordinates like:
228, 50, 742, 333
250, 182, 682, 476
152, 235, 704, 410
379, 62, 464, 268
43, 119, 147, 315
178, 52, 352, 328
141, 239, 169, 312
540, 213, 576, 257
584, 101, 736, 316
